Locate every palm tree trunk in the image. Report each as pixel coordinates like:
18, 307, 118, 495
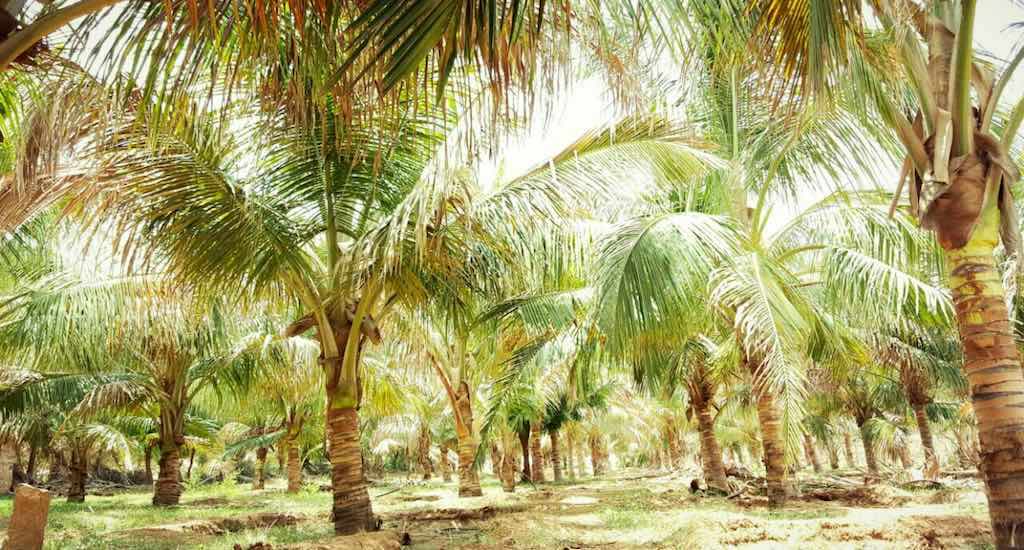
49, 449, 66, 483
327, 406, 375, 534
666, 423, 681, 470
913, 402, 939, 471
588, 433, 603, 476
67, 448, 87, 503
143, 445, 153, 485
550, 428, 563, 482
186, 447, 195, 480
898, 441, 913, 469
804, 433, 821, 473
454, 383, 482, 497
500, 437, 517, 493
828, 443, 839, 470
693, 400, 728, 491
567, 433, 577, 481
519, 426, 531, 481
287, 443, 302, 493
860, 424, 878, 476
489, 444, 502, 477
753, 376, 787, 508
529, 422, 545, 482
253, 447, 267, 490
153, 444, 182, 506
438, 441, 452, 482
456, 434, 481, 496
417, 426, 433, 481
25, 445, 36, 483
941, 182, 1024, 546
843, 431, 856, 468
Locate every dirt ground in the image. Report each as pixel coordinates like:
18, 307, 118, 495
0, 469, 995, 549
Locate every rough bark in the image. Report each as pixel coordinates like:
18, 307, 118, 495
454, 383, 482, 497
693, 394, 729, 491
67, 448, 87, 503
935, 149, 1024, 547
500, 448, 516, 493
529, 421, 545, 482
804, 433, 822, 473
416, 426, 433, 481
518, 426, 531, 481
253, 447, 268, 490
913, 402, 940, 471
860, 423, 879, 476
153, 444, 182, 505
282, 442, 301, 493
489, 444, 502, 477
550, 428, 563, 482
751, 364, 787, 509
327, 407, 376, 535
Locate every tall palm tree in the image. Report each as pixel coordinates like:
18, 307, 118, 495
751, 2, 1024, 542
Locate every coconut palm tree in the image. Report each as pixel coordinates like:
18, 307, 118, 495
750, 2, 1024, 541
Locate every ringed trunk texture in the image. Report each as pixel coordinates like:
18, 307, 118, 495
550, 429, 563, 482
253, 447, 267, 490
753, 376, 787, 509
454, 383, 482, 497
804, 433, 821, 473
696, 400, 729, 491
942, 159, 1024, 547
456, 434, 482, 497
153, 445, 182, 506
500, 444, 517, 493
913, 402, 940, 471
327, 407, 375, 535
747, 356, 787, 509
691, 377, 729, 491
287, 443, 302, 493
67, 448, 86, 503
529, 422, 545, 482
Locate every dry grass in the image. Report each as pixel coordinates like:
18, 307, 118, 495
0, 470, 995, 549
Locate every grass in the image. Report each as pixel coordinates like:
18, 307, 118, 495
0, 470, 998, 549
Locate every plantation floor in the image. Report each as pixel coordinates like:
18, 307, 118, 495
0, 469, 994, 549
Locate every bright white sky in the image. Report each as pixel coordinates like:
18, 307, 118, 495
481, 1, 1024, 233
